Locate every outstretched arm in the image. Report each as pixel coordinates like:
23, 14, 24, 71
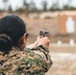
26, 36, 52, 75
27, 36, 50, 51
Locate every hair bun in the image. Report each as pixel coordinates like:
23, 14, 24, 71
0, 34, 13, 51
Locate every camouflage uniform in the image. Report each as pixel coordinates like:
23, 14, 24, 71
0, 45, 52, 75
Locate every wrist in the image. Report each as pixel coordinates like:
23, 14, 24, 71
37, 43, 49, 50
38, 45, 49, 53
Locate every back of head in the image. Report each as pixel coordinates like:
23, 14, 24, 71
0, 14, 26, 52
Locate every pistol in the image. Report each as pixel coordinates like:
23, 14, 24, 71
39, 31, 49, 37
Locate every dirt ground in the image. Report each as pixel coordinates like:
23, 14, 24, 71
45, 46, 76, 75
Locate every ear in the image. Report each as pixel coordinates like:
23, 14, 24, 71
21, 33, 27, 44
18, 33, 27, 50
18, 33, 27, 44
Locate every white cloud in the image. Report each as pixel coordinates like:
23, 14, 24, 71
9, 0, 23, 10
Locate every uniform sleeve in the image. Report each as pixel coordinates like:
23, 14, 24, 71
32, 45, 53, 72
17, 47, 52, 75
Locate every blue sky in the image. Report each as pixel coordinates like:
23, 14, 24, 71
0, 0, 76, 10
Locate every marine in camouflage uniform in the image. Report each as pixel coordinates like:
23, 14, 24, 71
0, 45, 52, 75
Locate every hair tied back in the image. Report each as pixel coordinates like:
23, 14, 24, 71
0, 34, 13, 51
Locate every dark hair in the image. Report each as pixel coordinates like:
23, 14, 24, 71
0, 15, 26, 51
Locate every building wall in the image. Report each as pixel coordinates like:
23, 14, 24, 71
57, 15, 76, 34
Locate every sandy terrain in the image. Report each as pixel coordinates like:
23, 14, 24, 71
45, 53, 76, 75
44, 45, 76, 75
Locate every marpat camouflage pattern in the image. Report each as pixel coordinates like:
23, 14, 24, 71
0, 46, 52, 75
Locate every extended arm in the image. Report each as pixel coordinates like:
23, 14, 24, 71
26, 36, 52, 75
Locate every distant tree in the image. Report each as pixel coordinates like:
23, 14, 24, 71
63, 5, 69, 10
29, 0, 37, 12
15, 8, 25, 13
70, 6, 76, 10
23, 0, 30, 16
50, 0, 60, 11
63, 4, 76, 10
8, 5, 13, 13
23, 0, 29, 11
41, 0, 48, 11
62, 0, 76, 10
